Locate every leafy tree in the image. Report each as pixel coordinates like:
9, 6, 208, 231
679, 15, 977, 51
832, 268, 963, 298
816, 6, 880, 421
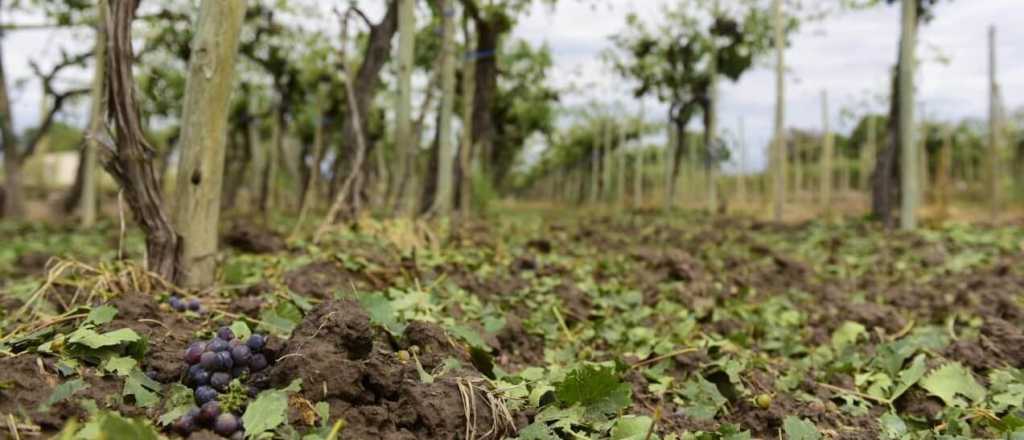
607, 0, 779, 209
0, 0, 91, 217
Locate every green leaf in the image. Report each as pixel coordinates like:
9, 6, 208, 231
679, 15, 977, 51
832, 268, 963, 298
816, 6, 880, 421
879, 413, 907, 439
102, 356, 137, 377
611, 415, 655, 440
448, 324, 489, 350
681, 375, 727, 420
920, 362, 986, 407
359, 293, 402, 333
516, 422, 559, 440
158, 383, 197, 426
96, 411, 160, 440
68, 328, 140, 349
39, 378, 89, 411
831, 321, 866, 351
260, 302, 303, 336
124, 369, 161, 408
314, 401, 330, 427
889, 354, 926, 402
782, 416, 821, 440
231, 320, 253, 341
86, 306, 118, 326
554, 364, 631, 418
242, 389, 289, 438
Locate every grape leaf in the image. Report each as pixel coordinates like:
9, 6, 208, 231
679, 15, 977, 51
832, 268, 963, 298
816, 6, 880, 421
39, 378, 89, 411
68, 328, 140, 349
242, 389, 288, 438
102, 356, 137, 377
554, 364, 631, 419
86, 306, 118, 326
231, 320, 252, 341
124, 369, 161, 408
783, 416, 821, 440
920, 362, 986, 407
611, 415, 654, 440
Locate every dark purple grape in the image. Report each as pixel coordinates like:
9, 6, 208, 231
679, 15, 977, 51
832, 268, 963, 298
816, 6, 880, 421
217, 327, 235, 341
189, 366, 210, 386
247, 385, 259, 398
172, 414, 195, 435
208, 338, 230, 353
246, 334, 265, 351
250, 353, 268, 372
217, 351, 234, 370
199, 351, 220, 371
231, 366, 250, 379
188, 298, 201, 311
170, 297, 186, 312
210, 372, 231, 391
195, 385, 218, 405
184, 342, 206, 365
145, 369, 159, 380
230, 345, 252, 366
198, 400, 221, 423
214, 413, 240, 436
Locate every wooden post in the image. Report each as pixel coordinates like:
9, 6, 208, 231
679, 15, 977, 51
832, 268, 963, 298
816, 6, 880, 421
987, 25, 1000, 218
172, 0, 246, 287
771, 0, 786, 221
820, 90, 833, 215
392, 0, 416, 214
81, 0, 108, 227
434, 0, 457, 215
898, 0, 918, 230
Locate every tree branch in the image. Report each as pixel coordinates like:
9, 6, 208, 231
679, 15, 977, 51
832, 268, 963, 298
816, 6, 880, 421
21, 87, 89, 159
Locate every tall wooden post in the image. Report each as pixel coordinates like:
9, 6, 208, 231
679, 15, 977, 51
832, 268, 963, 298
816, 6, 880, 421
820, 90, 833, 215
987, 25, 1000, 218
81, 0, 109, 227
771, 0, 786, 221
898, 0, 918, 230
172, 0, 246, 288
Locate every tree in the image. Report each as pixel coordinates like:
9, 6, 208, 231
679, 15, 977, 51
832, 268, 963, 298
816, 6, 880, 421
608, 1, 777, 213
431, 0, 457, 216
869, 0, 943, 228
0, 4, 89, 217
389, 0, 417, 214
338, 2, 399, 216
99, 0, 244, 285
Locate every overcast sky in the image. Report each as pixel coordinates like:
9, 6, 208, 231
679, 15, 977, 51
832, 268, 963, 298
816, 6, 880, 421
2, 0, 1021, 172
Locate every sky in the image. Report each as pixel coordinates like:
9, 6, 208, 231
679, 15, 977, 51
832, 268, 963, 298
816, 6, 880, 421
2, 0, 1022, 172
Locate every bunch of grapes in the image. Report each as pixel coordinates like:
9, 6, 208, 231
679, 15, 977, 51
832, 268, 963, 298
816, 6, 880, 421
173, 327, 271, 438
168, 295, 203, 313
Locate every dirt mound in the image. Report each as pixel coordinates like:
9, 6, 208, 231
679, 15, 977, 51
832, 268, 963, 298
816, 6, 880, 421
0, 355, 134, 432
284, 261, 371, 299
264, 300, 511, 439
223, 226, 286, 254
493, 314, 545, 369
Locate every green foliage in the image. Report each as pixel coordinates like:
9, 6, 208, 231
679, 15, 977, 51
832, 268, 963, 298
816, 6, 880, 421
920, 362, 986, 407
39, 378, 89, 411
242, 387, 290, 438
782, 416, 820, 440
554, 364, 632, 419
